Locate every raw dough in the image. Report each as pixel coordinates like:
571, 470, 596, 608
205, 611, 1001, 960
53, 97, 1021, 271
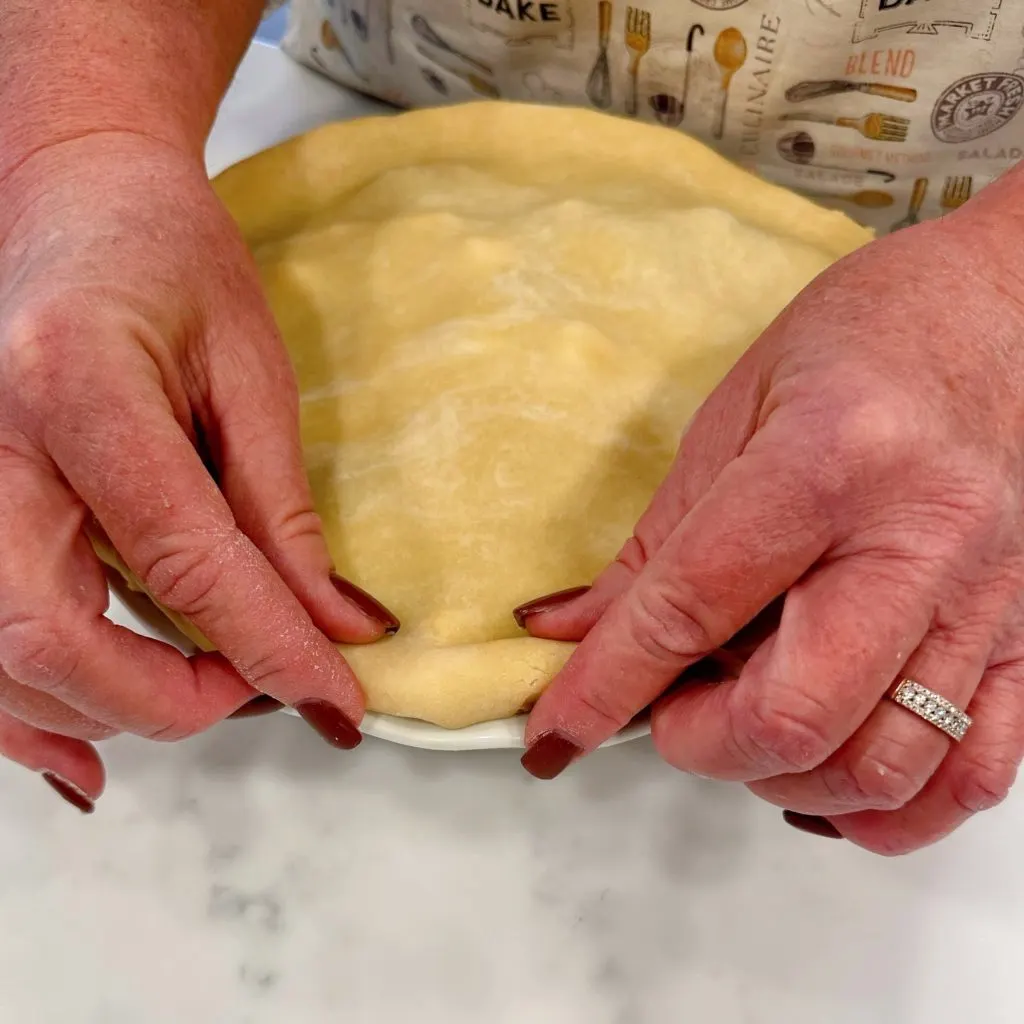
101, 103, 871, 728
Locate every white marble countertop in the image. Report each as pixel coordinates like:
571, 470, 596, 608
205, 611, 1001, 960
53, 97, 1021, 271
2, 43, 1024, 1024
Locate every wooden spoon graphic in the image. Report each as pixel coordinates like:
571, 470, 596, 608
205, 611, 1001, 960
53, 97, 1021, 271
713, 28, 747, 140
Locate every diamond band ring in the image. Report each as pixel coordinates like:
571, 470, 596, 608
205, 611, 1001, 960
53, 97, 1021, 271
889, 678, 972, 742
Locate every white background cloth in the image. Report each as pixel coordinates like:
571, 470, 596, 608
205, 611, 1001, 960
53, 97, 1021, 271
2, 44, 1022, 1024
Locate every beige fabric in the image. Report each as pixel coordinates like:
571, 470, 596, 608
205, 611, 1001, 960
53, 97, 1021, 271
283, 0, 1024, 235
102, 103, 869, 727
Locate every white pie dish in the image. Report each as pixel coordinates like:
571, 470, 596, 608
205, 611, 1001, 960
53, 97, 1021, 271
106, 573, 649, 750
347, 709, 650, 751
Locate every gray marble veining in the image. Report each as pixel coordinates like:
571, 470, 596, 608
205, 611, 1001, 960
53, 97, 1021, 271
1, 713, 1023, 1024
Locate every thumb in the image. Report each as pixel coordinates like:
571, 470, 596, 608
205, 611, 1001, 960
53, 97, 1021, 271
203, 311, 400, 644
523, 435, 830, 777
519, 358, 763, 642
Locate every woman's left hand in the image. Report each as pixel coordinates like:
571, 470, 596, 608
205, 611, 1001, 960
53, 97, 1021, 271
519, 169, 1024, 855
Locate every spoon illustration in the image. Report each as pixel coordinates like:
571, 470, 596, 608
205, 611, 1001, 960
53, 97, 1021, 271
649, 93, 683, 127
776, 131, 896, 184
411, 13, 493, 77
712, 27, 747, 140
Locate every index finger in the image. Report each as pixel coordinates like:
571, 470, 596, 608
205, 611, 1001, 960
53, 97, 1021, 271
45, 362, 366, 749
522, 439, 829, 777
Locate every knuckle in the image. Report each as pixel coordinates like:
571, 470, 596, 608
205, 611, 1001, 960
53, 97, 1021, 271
116, 687, 222, 743
828, 743, 926, 811
0, 433, 39, 474
739, 689, 835, 773
972, 470, 1018, 521
214, 346, 300, 431
237, 647, 290, 692
65, 719, 119, 742
813, 384, 990, 507
567, 681, 633, 732
848, 829, 922, 858
959, 471, 1024, 551
0, 614, 82, 694
0, 303, 90, 415
918, 467, 1018, 548
805, 384, 920, 495
272, 506, 325, 547
29, 709, 115, 742
144, 713, 211, 743
627, 579, 715, 665
835, 392, 923, 460
0, 680, 115, 741
135, 528, 243, 618
949, 751, 1018, 814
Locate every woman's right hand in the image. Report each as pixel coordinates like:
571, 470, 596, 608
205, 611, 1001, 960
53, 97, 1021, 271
0, 132, 398, 811
521, 182, 1024, 855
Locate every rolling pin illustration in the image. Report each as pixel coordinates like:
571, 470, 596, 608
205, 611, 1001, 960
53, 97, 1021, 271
785, 80, 917, 103
805, 190, 894, 209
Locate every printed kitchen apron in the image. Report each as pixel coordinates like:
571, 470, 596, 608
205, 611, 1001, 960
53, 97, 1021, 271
281, 0, 1024, 233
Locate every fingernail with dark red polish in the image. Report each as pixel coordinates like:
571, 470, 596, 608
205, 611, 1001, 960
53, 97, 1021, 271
330, 573, 400, 634
295, 699, 363, 750
513, 586, 591, 629
521, 732, 582, 780
783, 810, 842, 839
42, 772, 95, 814
228, 695, 285, 719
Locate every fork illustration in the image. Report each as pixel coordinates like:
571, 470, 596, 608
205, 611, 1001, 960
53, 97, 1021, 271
780, 110, 910, 143
625, 6, 651, 118
890, 177, 928, 232
940, 175, 973, 211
